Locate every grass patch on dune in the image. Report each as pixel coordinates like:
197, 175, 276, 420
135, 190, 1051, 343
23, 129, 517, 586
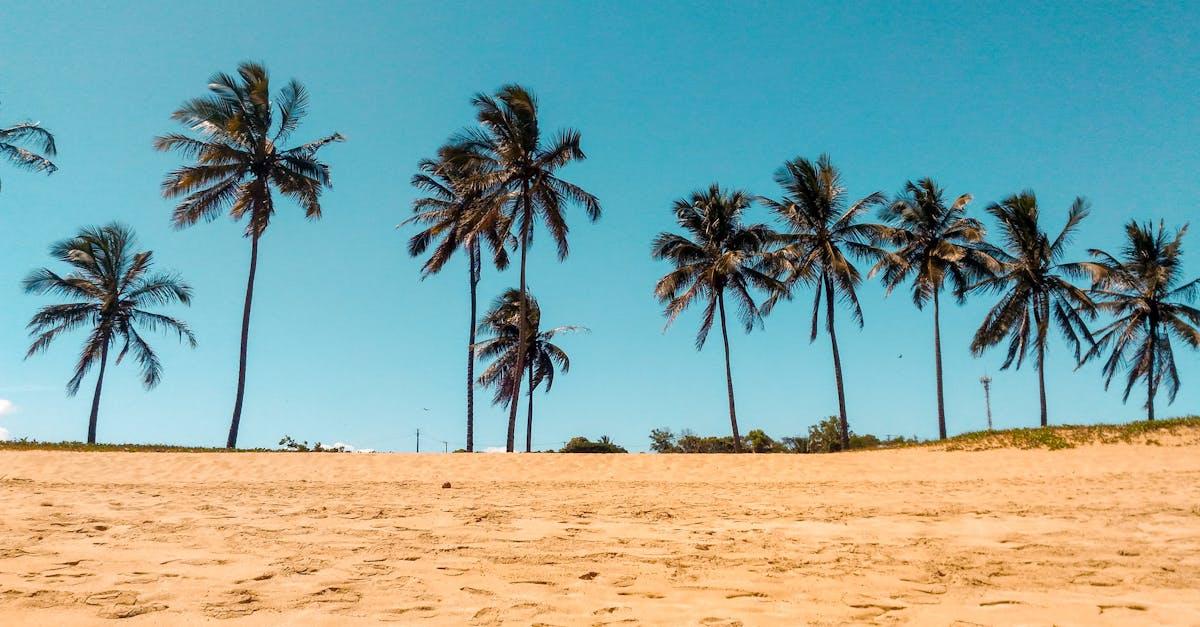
0, 439, 271, 453
940, 416, 1200, 451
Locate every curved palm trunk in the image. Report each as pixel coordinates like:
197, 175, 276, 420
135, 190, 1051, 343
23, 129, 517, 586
507, 181, 532, 452
824, 277, 850, 450
227, 233, 260, 449
933, 287, 947, 440
717, 292, 743, 452
466, 244, 480, 452
525, 360, 534, 453
1147, 319, 1158, 421
87, 343, 110, 444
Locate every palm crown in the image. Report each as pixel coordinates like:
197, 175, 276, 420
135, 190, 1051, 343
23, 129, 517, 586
1, 110, 57, 193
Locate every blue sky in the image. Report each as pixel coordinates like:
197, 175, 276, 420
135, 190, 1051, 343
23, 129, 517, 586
0, 1, 1196, 451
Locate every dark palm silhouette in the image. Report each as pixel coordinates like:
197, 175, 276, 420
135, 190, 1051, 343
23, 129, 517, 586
759, 155, 886, 449
1079, 221, 1199, 420
452, 85, 600, 451
873, 179, 996, 439
652, 185, 784, 452
969, 192, 1096, 426
405, 149, 511, 452
1, 110, 57, 192
155, 62, 343, 448
24, 224, 195, 443
475, 289, 583, 452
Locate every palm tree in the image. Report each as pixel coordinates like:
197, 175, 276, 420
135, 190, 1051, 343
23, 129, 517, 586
652, 185, 784, 452
1, 110, 57, 192
969, 192, 1096, 426
23, 223, 195, 444
1079, 221, 1199, 420
758, 155, 886, 449
155, 62, 343, 448
404, 148, 511, 452
475, 289, 583, 452
873, 179, 996, 439
452, 85, 600, 451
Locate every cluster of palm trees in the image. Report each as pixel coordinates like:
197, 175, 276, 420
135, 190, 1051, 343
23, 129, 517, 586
7, 63, 1198, 450
653, 156, 1199, 451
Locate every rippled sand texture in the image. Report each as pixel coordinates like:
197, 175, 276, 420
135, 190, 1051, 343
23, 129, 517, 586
1, 445, 1198, 625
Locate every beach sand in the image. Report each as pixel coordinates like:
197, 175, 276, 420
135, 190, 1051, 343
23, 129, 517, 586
1, 444, 1198, 625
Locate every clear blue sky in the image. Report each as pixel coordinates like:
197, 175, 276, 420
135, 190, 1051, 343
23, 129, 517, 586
0, 1, 1196, 451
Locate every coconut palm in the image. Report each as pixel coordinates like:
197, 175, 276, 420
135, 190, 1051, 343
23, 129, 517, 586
1079, 221, 1199, 420
404, 148, 512, 452
872, 179, 997, 439
652, 185, 785, 452
758, 155, 886, 449
969, 192, 1096, 426
451, 85, 600, 451
155, 62, 343, 448
23, 223, 196, 444
1, 111, 57, 192
475, 289, 583, 452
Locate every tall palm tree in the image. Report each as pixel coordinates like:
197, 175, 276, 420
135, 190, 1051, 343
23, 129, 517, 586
155, 62, 343, 448
23, 223, 195, 444
873, 179, 996, 439
475, 289, 583, 452
652, 185, 784, 452
969, 192, 1096, 426
452, 85, 600, 451
1079, 221, 1199, 420
1, 110, 57, 192
404, 148, 511, 452
758, 155, 886, 449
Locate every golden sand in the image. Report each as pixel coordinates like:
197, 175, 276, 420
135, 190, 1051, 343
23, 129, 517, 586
1, 444, 1198, 625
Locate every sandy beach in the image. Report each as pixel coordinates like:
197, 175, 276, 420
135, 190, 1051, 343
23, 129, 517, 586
1, 444, 1198, 625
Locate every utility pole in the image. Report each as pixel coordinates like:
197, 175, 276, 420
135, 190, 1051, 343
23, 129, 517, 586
980, 375, 993, 431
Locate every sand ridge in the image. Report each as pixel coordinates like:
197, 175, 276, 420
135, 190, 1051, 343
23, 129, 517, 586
1, 445, 1198, 624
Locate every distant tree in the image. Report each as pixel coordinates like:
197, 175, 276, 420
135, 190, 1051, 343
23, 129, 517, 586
24, 224, 196, 444
1, 109, 57, 193
560, 436, 627, 453
649, 428, 678, 453
1079, 221, 1199, 420
969, 192, 1095, 426
155, 62, 343, 448
652, 185, 785, 452
744, 428, 779, 453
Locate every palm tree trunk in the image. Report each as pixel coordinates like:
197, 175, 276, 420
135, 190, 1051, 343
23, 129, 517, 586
87, 343, 110, 445
1147, 319, 1157, 421
525, 360, 534, 453
1037, 338, 1048, 427
933, 287, 947, 440
466, 244, 480, 452
824, 277, 850, 450
717, 292, 742, 452
227, 232, 260, 449
507, 180, 532, 452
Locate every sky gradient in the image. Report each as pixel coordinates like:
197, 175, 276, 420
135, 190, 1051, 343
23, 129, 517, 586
0, 1, 1196, 451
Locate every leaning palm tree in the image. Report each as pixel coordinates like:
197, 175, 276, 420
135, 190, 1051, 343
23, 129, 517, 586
652, 185, 784, 452
475, 289, 583, 452
1, 109, 57, 192
759, 155, 886, 449
872, 179, 997, 439
155, 62, 343, 448
1079, 221, 1199, 421
23, 223, 196, 444
969, 192, 1096, 426
451, 85, 600, 451
404, 148, 511, 452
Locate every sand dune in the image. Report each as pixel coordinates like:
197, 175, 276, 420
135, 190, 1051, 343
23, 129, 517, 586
1, 444, 1198, 625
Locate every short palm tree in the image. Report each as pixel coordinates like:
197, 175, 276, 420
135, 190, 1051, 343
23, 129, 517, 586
1, 111, 57, 192
759, 155, 886, 449
969, 192, 1096, 426
475, 289, 583, 452
23, 223, 195, 444
873, 179, 997, 439
155, 62, 343, 448
1079, 221, 1199, 420
405, 148, 511, 452
452, 85, 600, 451
652, 185, 784, 452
